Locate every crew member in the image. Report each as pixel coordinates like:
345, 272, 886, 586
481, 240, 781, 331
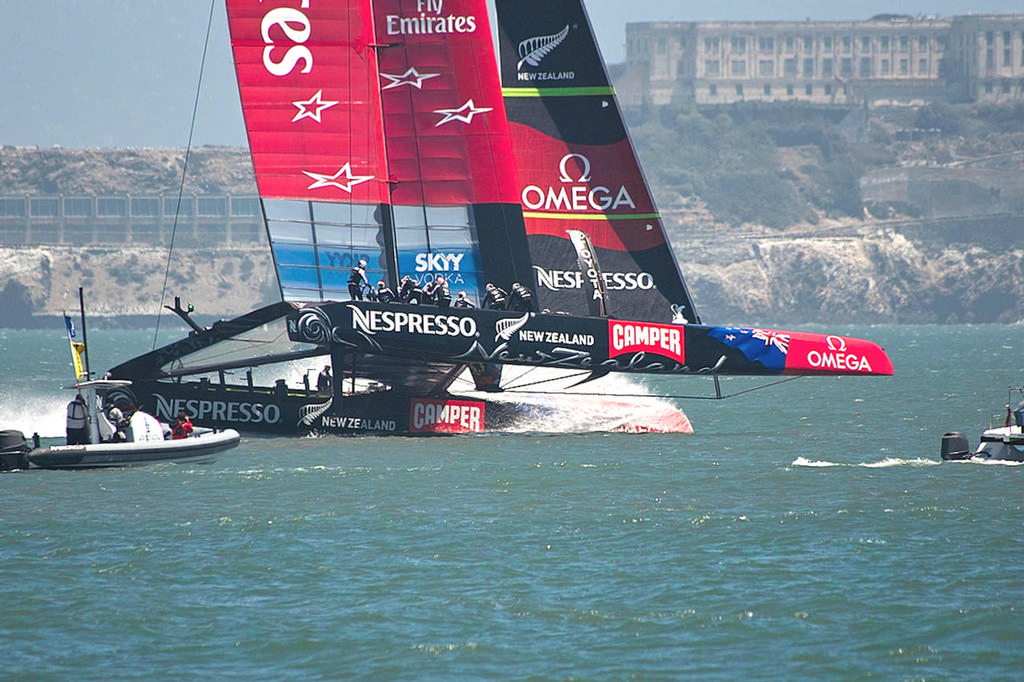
317, 365, 332, 394
171, 410, 194, 440
376, 281, 397, 303
348, 259, 369, 300
66, 394, 89, 445
508, 282, 536, 312
398, 276, 423, 304
482, 282, 508, 310
426, 275, 451, 307
454, 291, 474, 308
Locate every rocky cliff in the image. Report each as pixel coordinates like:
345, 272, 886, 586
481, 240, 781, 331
4, 213, 1023, 328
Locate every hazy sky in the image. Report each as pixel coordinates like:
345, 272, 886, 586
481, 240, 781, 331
4, 0, 1020, 148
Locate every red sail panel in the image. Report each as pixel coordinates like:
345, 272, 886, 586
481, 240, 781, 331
226, 0, 388, 204
371, 0, 520, 206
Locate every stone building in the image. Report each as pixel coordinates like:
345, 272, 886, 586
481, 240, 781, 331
619, 14, 1024, 107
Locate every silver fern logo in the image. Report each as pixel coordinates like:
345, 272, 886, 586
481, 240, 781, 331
517, 25, 569, 70
495, 313, 531, 341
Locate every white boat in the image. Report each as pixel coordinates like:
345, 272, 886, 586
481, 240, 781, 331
16, 429, 239, 470
0, 301, 241, 472
941, 386, 1024, 462
0, 378, 241, 471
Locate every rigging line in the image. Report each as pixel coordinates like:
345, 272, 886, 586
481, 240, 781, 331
152, 0, 218, 351
500, 370, 594, 391
496, 375, 805, 400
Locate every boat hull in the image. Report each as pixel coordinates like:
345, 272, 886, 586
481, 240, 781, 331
26, 429, 241, 470
110, 380, 691, 436
973, 427, 1024, 462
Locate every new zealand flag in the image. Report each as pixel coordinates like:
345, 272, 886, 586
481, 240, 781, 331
708, 327, 790, 371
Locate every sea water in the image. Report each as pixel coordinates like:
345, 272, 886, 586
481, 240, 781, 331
1, 324, 1023, 681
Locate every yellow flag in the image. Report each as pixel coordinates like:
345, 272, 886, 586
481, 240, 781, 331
70, 341, 87, 380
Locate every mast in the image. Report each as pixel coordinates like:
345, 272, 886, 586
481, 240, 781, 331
78, 286, 91, 380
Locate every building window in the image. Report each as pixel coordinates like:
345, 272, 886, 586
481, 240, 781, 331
198, 197, 227, 217
759, 59, 775, 77
0, 199, 26, 217
1005, 49, 1012, 67
786, 84, 794, 96
881, 36, 890, 51
900, 35, 909, 52
985, 80, 993, 94
804, 36, 813, 52
784, 58, 797, 77
64, 198, 92, 217
731, 36, 746, 52
24, 199, 51, 221
803, 58, 814, 77
97, 198, 126, 217
731, 59, 746, 76
822, 58, 833, 78
805, 83, 813, 96
131, 198, 160, 217
764, 83, 772, 96
166, 197, 193, 216
1003, 79, 1011, 94
705, 37, 719, 52
231, 197, 260, 216
759, 36, 774, 52
842, 36, 852, 53
919, 58, 928, 74
841, 57, 853, 77
986, 49, 994, 69
709, 84, 718, 96
900, 58, 909, 75
736, 84, 744, 97
882, 59, 890, 75
861, 37, 871, 51
824, 83, 832, 95
986, 31, 994, 45
823, 37, 832, 52
786, 36, 795, 52
919, 36, 929, 51
705, 60, 720, 76
859, 57, 872, 77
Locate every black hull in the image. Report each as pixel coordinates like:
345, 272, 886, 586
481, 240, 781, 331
112, 380, 539, 437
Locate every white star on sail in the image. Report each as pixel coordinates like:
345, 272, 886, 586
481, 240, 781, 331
433, 99, 493, 127
380, 67, 440, 90
303, 163, 374, 192
291, 90, 339, 123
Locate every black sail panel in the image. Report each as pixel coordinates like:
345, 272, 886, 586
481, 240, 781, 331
496, 0, 700, 323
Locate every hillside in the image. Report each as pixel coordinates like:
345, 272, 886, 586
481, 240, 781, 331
2, 102, 1024, 327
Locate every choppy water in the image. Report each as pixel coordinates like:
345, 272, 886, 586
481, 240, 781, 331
2, 324, 1023, 681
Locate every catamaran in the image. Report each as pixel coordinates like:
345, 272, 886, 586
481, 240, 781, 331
103, 0, 893, 436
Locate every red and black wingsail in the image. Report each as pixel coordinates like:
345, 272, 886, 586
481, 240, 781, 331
226, 0, 532, 304
495, 0, 699, 324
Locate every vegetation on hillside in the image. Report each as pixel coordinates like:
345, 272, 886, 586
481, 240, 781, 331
627, 102, 1024, 230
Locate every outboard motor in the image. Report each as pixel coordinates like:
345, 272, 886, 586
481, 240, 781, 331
0, 430, 31, 471
940, 431, 971, 461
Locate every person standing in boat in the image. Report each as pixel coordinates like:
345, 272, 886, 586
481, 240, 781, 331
482, 282, 508, 310
348, 259, 369, 300
398, 276, 423, 304
425, 275, 451, 308
66, 393, 89, 445
375, 281, 397, 303
508, 282, 536, 312
317, 365, 332, 394
171, 411, 194, 440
